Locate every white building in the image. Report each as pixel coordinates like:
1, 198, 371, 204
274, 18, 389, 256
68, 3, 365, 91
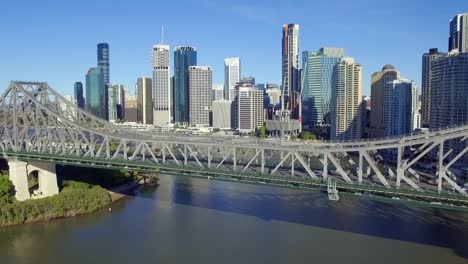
384, 78, 419, 137
265, 88, 281, 105
189, 66, 212, 126
152, 44, 171, 126
224, 57, 240, 101
330, 57, 362, 140
237, 85, 264, 133
212, 83, 224, 101
213, 99, 232, 129
107, 84, 118, 122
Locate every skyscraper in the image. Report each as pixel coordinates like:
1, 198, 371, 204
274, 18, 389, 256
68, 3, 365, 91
369, 65, 400, 138
108, 84, 118, 122
421, 48, 444, 126
113, 84, 125, 120
429, 51, 468, 129
136, 77, 153, 125
97, 43, 110, 84
174, 46, 197, 124
384, 78, 419, 137
449, 13, 468, 53
330, 57, 362, 140
237, 84, 264, 133
281, 24, 300, 119
152, 45, 171, 126
74, 82, 85, 109
85, 68, 107, 119
212, 84, 224, 101
188, 66, 212, 126
224, 57, 240, 101
302, 48, 344, 128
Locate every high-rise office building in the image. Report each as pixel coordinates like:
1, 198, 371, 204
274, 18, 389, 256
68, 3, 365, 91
384, 78, 419, 137
369, 65, 400, 138
212, 84, 224, 101
174, 46, 197, 124
108, 84, 118, 122
136, 77, 153, 125
281, 24, 300, 119
330, 57, 362, 140
152, 45, 171, 126
85, 68, 107, 119
429, 51, 468, 129
449, 13, 468, 53
97, 43, 110, 84
188, 66, 212, 126
74, 82, 85, 109
240, 76, 255, 86
113, 84, 125, 120
224, 57, 241, 101
361, 96, 371, 138
302, 48, 344, 128
237, 85, 264, 133
421, 48, 444, 126
212, 99, 232, 130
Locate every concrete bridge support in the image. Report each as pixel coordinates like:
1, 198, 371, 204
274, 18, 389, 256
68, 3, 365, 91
7, 159, 59, 201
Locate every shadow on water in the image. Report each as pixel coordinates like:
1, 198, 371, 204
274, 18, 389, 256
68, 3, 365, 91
157, 175, 468, 260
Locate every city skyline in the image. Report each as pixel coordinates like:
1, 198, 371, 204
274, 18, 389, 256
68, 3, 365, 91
1, 1, 465, 97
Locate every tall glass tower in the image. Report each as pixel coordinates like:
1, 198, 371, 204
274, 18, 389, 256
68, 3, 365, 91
85, 68, 107, 119
302, 48, 344, 128
97, 43, 110, 84
74, 82, 85, 109
174, 46, 197, 124
281, 24, 300, 119
449, 13, 468, 53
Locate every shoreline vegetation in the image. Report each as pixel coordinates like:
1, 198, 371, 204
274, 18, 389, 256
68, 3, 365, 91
0, 165, 154, 227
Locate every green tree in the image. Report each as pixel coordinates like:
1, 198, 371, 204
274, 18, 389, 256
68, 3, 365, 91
299, 131, 316, 140
0, 175, 14, 204
259, 125, 266, 138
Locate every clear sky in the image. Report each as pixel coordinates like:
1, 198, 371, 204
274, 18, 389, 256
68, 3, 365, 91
0, 0, 466, 96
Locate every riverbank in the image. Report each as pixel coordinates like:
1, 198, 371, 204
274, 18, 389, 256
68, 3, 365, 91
108, 178, 146, 202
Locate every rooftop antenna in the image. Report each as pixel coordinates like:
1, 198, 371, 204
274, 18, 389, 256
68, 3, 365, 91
160, 25, 164, 44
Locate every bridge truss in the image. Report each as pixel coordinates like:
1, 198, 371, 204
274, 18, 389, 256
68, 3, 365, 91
0, 81, 467, 201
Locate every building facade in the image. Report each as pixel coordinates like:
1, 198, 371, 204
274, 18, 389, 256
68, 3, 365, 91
136, 77, 153, 125
212, 83, 224, 101
429, 52, 468, 129
330, 57, 362, 140
281, 24, 300, 119
74, 82, 85, 109
449, 13, 468, 53
237, 85, 264, 133
302, 48, 344, 128
369, 65, 400, 138
174, 46, 197, 124
113, 84, 125, 120
212, 99, 232, 129
85, 68, 107, 119
421, 48, 444, 126
152, 45, 171, 126
108, 84, 118, 122
384, 79, 419, 137
188, 66, 212, 126
224, 57, 240, 101
97, 43, 110, 84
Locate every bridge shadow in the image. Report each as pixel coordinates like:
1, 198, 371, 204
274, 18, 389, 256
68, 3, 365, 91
155, 176, 468, 260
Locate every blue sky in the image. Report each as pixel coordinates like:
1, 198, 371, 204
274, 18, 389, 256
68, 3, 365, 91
0, 0, 466, 96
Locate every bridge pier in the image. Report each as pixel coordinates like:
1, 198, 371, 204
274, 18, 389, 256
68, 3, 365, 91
7, 159, 59, 201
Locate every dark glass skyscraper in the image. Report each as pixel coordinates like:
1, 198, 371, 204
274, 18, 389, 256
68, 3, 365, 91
97, 43, 110, 84
74, 82, 85, 109
174, 46, 197, 124
86, 67, 107, 119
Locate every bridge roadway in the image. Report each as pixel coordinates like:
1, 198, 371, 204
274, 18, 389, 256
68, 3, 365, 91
1, 81, 468, 207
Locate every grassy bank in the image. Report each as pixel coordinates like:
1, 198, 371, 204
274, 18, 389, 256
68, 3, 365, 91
0, 165, 140, 226
0, 184, 111, 225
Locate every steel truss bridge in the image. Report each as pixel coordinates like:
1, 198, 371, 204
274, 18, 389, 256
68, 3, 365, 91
1, 81, 468, 206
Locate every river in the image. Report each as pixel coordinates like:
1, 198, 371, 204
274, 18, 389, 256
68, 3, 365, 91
0, 175, 467, 264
